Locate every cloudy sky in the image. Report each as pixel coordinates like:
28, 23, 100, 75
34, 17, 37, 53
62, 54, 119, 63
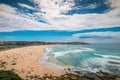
0, 0, 120, 43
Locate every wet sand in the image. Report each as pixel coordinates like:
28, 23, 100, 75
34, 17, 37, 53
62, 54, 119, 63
0, 45, 65, 79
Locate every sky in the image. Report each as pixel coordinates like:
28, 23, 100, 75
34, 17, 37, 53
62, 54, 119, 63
0, 0, 120, 43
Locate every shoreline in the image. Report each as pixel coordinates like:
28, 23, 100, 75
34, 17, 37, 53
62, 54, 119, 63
0, 45, 65, 79
0, 45, 120, 80
40, 45, 69, 70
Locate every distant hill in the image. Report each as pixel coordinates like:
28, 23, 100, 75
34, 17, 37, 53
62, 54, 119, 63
0, 41, 89, 45
0, 41, 89, 50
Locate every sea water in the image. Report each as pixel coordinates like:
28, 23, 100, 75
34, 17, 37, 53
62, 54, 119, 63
40, 43, 120, 75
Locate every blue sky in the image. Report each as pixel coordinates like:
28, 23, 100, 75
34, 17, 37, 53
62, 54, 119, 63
0, 0, 120, 43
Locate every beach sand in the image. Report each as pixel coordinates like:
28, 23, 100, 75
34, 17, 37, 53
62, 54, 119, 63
0, 45, 65, 79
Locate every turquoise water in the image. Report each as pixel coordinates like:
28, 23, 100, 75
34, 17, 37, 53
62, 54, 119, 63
41, 44, 120, 75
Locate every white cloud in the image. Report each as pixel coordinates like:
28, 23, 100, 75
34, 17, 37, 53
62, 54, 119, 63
78, 3, 97, 9
18, 3, 35, 10
108, 0, 120, 8
30, 0, 120, 30
0, 3, 17, 13
32, 0, 74, 16
0, 10, 69, 32
84, 4, 97, 9
0, 0, 120, 32
71, 32, 120, 43
72, 32, 120, 39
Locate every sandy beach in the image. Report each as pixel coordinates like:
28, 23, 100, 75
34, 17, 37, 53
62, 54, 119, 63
0, 45, 64, 79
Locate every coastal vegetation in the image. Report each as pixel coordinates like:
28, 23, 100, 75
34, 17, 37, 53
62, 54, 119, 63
0, 70, 120, 80
0, 70, 23, 80
0, 41, 89, 50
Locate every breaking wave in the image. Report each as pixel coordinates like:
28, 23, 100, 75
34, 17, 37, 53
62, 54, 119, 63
51, 47, 94, 57
94, 53, 120, 60
39, 45, 120, 75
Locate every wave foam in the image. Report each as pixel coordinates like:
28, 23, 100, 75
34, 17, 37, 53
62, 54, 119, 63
94, 53, 120, 60
52, 47, 94, 57
40, 47, 67, 69
40, 47, 51, 64
79, 58, 120, 74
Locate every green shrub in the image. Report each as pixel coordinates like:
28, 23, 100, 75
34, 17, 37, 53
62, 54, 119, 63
0, 70, 23, 80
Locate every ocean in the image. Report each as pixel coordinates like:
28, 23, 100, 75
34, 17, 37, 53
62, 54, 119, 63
40, 43, 120, 75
